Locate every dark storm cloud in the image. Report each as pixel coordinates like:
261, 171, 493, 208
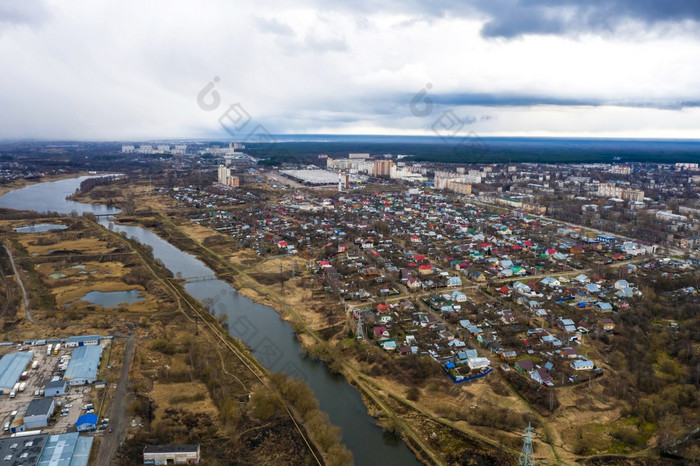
473, 0, 700, 38
403, 92, 700, 110
323, 0, 700, 38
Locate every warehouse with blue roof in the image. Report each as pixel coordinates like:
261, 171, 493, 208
38, 432, 93, 466
0, 432, 93, 466
0, 351, 34, 393
64, 345, 102, 386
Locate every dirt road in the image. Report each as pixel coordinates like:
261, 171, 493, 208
3, 242, 37, 324
96, 323, 135, 465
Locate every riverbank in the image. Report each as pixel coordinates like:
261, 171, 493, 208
0, 191, 340, 465
0, 171, 90, 197
115, 209, 525, 465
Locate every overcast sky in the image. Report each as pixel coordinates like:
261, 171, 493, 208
2, 0, 700, 140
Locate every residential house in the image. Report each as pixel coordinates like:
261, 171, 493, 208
406, 276, 421, 290
467, 357, 491, 370
571, 359, 594, 371
540, 276, 560, 288
600, 318, 616, 332
515, 360, 534, 373
530, 367, 554, 386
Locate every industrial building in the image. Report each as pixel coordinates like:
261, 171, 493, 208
143, 444, 200, 465
0, 351, 34, 394
0, 432, 93, 466
279, 169, 339, 185
0, 433, 48, 464
38, 432, 93, 466
63, 345, 102, 386
44, 379, 68, 397
76, 413, 97, 432
24, 398, 55, 429
65, 335, 100, 348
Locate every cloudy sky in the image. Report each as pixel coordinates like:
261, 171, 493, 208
1, 0, 700, 140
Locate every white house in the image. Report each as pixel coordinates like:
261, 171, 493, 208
571, 359, 594, 371
467, 357, 490, 370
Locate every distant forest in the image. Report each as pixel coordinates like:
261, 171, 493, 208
245, 137, 700, 166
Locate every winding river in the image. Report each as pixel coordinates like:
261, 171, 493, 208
0, 176, 421, 466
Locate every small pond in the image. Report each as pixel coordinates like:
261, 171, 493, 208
70, 289, 144, 308
14, 224, 68, 233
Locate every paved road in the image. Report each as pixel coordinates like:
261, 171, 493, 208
96, 323, 135, 465
3, 243, 37, 324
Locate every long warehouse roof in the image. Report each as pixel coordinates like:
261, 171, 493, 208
0, 351, 33, 391
64, 346, 102, 382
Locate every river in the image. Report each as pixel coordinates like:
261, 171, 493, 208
0, 176, 421, 466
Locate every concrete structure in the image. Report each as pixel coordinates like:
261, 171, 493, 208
445, 179, 472, 195
373, 160, 395, 177
610, 165, 631, 175
44, 379, 68, 397
0, 351, 34, 394
675, 162, 699, 172
143, 444, 201, 465
64, 345, 102, 386
65, 335, 100, 348
656, 211, 688, 222
217, 165, 239, 187
597, 183, 644, 202
24, 398, 55, 429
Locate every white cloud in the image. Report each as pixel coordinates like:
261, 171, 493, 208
0, 0, 698, 139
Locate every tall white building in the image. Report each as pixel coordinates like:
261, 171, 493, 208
217, 165, 239, 187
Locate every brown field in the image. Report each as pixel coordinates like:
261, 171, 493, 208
150, 381, 220, 422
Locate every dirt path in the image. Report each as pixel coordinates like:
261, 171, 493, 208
3, 242, 38, 325
0, 250, 13, 317
96, 323, 135, 465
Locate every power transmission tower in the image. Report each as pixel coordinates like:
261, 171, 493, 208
518, 422, 535, 466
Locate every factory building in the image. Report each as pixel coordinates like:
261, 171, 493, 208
64, 346, 102, 386
0, 352, 34, 394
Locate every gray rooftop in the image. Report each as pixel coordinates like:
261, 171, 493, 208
0, 351, 34, 391
0, 433, 47, 465
64, 345, 102, 383
37, 432, 94, 466
26, 398, 55, 417
45, 379, 67, 389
